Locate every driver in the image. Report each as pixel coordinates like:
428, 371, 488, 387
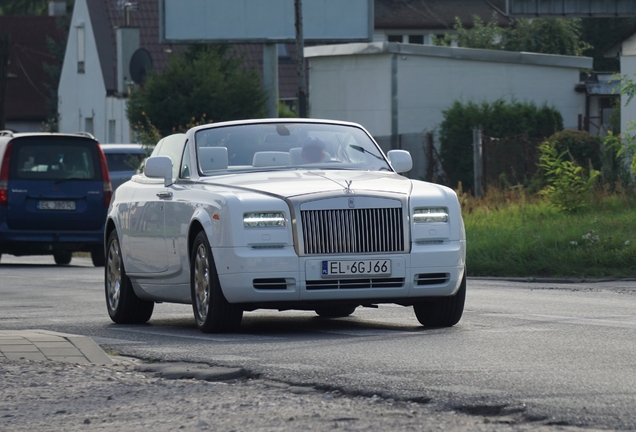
301, 136, 328, 163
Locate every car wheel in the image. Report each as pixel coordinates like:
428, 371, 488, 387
315, 305, 357, 318
91, 247, 105, 267
191, 231, 243, 333
105, 230, 154, 324
53, 251, 72, 265
413, 271, 466, 327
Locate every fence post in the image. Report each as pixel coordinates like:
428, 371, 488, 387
425, 132, 434, 182
473, 127, 483, 198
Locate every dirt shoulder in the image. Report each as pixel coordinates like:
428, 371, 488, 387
0, 357, 593, 431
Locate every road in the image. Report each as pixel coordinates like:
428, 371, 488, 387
1, 255, 635, 430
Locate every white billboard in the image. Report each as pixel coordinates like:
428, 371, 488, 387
159, 0, 373, 43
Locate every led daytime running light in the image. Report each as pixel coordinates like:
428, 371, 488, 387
413, 207, 448, 223
243, 212, 286, 228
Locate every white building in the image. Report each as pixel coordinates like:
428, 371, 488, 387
606, 33, 636, 135
58, 0, 176, 143
305, 42, 592, 139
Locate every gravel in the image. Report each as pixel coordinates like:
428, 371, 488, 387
0, 357, 595, 431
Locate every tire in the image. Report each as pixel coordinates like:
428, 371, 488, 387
53, 251, 72, 265
191, 231, 242, 333
413, 271, 466, 327
105, 230, 154, 324
91, 247, 105, 267
315, 305, 357, 318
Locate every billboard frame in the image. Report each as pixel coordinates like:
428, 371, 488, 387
158, 0, 374, 44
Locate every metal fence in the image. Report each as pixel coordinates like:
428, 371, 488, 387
473, 129, 544, 196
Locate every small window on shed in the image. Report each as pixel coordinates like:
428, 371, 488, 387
77, 25, 85, 74
388, 35, 403, 43
409, 35, 424, 44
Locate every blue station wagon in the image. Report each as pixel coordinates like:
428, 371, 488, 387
0, 131, 112, 266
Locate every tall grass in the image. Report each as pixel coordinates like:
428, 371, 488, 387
461, 185, 636, 278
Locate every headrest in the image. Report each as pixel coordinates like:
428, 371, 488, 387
252, 151, 290, 167
198, 147, 228, 172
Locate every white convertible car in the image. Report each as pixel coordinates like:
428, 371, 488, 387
105, 119, 466, 333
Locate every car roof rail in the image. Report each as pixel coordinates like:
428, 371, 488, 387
0, 130, 14, 137
74, 131, 96, 139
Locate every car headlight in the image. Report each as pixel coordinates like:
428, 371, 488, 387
413, 207, 448, 223
243, 212, 287, 228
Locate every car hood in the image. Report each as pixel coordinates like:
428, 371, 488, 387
202, 169, 417, 198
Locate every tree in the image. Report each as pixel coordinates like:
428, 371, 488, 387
439, 13, 590, 57
0, 0, 47, 15
127, 45, 267, 139
42, 16, 70, 132
0, 0, 74, 16
580, 17, 636, 72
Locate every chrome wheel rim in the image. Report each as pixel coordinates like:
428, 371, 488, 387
194, 242, 210, 323
106, 239, 122, 311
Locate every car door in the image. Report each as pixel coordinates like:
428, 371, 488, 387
124, 179, 169, 274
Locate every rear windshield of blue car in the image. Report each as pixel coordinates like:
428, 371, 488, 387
11, 137, 101, 181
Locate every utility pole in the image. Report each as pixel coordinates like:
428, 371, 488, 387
294, 0, 307, 118
0, 34, 10, 130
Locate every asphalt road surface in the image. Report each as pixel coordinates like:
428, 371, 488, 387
1, 255, 635, 430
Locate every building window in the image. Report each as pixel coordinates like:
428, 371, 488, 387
388, 35, 403, 43
77, 26, 85, 74
108, 120, 116, 143
85, 117, 93, 135
409, 35, 424, 44
277, 44, 289, 59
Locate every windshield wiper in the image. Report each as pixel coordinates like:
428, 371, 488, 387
349, 144, 385, 161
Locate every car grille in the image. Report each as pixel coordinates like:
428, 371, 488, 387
253, 278, 288, 290
306, 277, 405, 290
300, 208, 404, 255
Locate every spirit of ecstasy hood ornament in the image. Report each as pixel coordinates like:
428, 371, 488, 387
344, 180, 354, 194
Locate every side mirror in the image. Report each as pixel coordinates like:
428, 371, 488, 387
387, 150, 413, 173
144, 156, 173, 187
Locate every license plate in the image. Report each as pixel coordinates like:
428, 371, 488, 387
38, 200, 76, 211
322, 260, 391, 277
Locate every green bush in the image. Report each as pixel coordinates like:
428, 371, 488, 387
545, 129, 602, 170
439, 100, 563, 189
538, 140, 600, 212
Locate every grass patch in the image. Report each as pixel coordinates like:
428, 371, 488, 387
462, 187, 636, 278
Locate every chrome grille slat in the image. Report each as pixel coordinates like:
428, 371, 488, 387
306, 277, 405, 290
301, 208, 404, 255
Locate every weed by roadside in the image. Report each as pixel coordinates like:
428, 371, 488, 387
461, 186, 636, 278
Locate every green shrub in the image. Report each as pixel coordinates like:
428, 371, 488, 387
600, 131, 631, 187
545, 129, 602, 170
538, 140, 600, 212
439, 100, 563, 189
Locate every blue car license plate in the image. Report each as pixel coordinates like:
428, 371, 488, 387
38, 200, 76, 211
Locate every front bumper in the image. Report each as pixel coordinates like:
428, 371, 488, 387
213, 240, 466, 305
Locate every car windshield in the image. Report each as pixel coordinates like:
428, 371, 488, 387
194, 122, 391, 175
104, 152, 144, 172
